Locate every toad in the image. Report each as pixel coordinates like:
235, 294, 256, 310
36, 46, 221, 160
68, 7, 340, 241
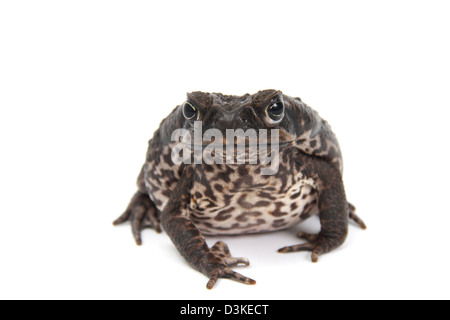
114, 90, 366, 289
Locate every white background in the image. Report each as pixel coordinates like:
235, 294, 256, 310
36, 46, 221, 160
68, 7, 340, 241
1, 0, 449, 300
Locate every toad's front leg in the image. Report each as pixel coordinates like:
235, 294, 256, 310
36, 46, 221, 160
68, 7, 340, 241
160, 169, 255, 289
279, 162, 349, 262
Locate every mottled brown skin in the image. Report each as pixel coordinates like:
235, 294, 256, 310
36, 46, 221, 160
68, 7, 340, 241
114, 90, 366, 289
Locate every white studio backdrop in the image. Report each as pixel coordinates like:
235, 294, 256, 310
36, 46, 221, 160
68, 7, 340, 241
1, 0, 449, 300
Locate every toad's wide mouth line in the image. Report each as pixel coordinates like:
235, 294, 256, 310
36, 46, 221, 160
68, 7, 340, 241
179, 141, 296, 149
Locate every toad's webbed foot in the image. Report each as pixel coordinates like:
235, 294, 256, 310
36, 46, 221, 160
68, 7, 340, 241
113, 191, 161, 245
204, 241, 255, 289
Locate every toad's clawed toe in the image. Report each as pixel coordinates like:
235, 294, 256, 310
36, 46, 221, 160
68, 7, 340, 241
348, 203, 367, 230
206, 269, 256, 289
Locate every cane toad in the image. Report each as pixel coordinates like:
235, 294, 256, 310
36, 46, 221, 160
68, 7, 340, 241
114, 90, 366, 289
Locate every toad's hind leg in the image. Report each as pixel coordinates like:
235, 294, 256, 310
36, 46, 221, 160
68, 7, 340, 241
113, 166, 161, 245
113, 191, 161, 245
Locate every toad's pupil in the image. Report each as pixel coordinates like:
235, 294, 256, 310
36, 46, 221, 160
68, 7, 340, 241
270, 102, 283, 114
269, 102, 284, 117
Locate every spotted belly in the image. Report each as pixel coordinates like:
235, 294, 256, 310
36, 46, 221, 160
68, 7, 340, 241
189, 177, 319, 236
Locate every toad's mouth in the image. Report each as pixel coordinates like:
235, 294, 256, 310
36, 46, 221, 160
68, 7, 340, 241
179, 141, 296, 150
178, 129, 298, 149
174, 122, 298, 147
171, 131, 288, 174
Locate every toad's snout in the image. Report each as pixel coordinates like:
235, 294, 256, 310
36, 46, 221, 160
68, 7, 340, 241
205, 105, 260, 132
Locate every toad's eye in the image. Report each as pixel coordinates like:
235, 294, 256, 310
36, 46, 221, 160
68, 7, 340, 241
183, 101, 198, 120
266, 99, 285, 123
